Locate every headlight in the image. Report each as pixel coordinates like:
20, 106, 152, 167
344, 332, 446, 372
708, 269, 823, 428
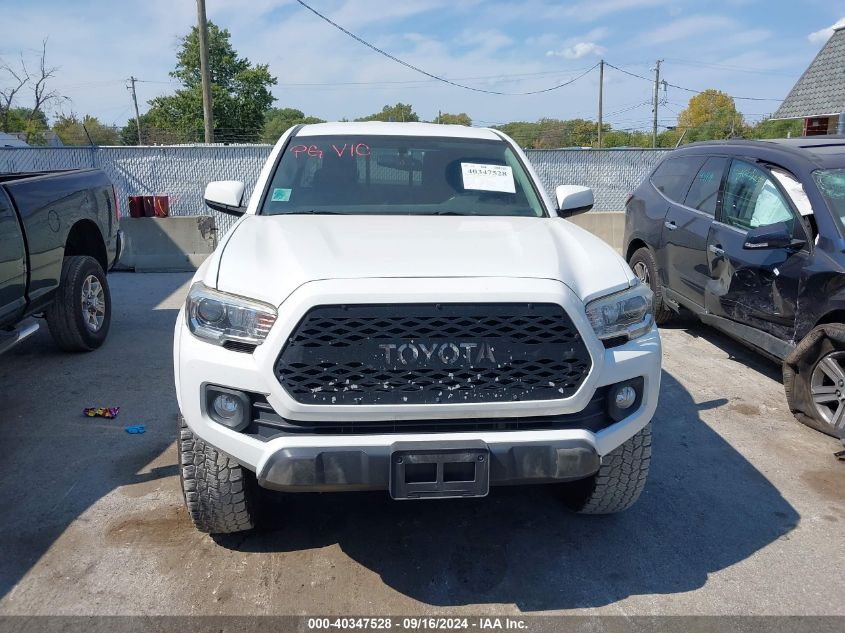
185, 282, 277, 346
585, 282, 653, 341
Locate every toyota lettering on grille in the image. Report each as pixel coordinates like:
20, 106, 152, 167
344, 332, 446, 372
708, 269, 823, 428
378, 341, 496, 366
275, 303, 592, 405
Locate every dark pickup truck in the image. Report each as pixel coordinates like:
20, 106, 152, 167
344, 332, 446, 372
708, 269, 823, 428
0, 169, 121, 354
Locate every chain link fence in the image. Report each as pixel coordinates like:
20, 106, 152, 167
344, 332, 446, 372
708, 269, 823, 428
0, 145, 669, 233
527, 148, 668, 211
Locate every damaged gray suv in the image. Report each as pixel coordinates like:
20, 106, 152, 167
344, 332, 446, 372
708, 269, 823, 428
624, 137, 845, 438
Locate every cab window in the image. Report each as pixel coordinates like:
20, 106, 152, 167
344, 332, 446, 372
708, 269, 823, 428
721, 160, 795, 232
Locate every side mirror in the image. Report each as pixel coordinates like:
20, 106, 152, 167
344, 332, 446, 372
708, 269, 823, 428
204, 180, 246, 216
743, 222, 799, 250
555, 185, 594, 217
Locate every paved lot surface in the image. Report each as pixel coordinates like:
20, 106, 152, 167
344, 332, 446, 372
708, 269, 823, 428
0, 272, 843, 616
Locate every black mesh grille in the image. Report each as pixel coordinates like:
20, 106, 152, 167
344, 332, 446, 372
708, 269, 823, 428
275, 304, 591, 405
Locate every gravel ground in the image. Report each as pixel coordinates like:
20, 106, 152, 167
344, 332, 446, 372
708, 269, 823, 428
0, 272, 842, 616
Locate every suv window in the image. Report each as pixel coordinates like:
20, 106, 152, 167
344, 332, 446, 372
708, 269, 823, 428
683, 157, 727, 216
650, 155, 706, 202
722, 160, 795, 232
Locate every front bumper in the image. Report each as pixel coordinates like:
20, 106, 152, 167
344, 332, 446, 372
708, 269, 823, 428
174, 277, 662, 492
258, 438, 599, 492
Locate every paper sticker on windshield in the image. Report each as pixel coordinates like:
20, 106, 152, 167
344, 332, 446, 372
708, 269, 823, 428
271, 188, 291, 202
461, 163, 515, 194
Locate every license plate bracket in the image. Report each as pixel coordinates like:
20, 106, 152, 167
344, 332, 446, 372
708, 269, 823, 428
389, 441, 490, 500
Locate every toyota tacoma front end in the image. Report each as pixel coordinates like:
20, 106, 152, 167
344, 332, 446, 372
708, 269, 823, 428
174, 122, 661, 534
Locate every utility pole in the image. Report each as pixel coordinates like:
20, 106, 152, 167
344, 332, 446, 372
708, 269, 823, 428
196, 0, 214, 143
127, 76, 143, 145
652, 59, 662, 148
597, 59, 604, 149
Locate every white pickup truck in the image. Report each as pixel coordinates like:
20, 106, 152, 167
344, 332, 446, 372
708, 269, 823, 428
174, 122, 661, 534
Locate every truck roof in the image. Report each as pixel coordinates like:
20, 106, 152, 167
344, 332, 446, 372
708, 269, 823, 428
295, 121, 502, 141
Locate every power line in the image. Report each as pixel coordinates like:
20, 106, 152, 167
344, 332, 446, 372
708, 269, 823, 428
604, 100, 652, 118
294, 0, 598, 96
662, 58, 796, 77
275, 67, 596, 88
604, 62, 782, 102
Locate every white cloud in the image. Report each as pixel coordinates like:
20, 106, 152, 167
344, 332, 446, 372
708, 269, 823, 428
545, 27, 608, 58
808, 18, 845, 45
547, 42, 606, 59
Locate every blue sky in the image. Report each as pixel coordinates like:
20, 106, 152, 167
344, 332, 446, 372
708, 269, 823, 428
1, 0, 843, 132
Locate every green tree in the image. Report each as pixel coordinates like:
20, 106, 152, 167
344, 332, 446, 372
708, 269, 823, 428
0, 107, 49, 144
747, 117, 802, 139
144, 22, 277, 143
677, 89, 744, 141
436, 112, 471, 126
356, 103, 418, 122
495, 121, 541, 148
53, 113, 118, 146
602, 129, 655, 148
120, 115, 144, 145
262, 107, 324, 143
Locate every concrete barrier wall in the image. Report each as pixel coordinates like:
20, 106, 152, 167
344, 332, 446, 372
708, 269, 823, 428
569, 212, 625, 253
117, 216, 217, 272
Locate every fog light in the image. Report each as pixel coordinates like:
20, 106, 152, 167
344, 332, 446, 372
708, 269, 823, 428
607, 378, 643, 422
213, 393, 242, 420
205, 386, 250, 431
615, 385, 637, 410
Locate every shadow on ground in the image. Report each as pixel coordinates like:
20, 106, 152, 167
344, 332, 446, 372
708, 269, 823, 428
0, 272, 190, 600
219, 367, 799, 611
661, 313, 783, 382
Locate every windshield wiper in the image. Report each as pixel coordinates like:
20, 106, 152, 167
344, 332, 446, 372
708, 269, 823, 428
284, 209, 345, 215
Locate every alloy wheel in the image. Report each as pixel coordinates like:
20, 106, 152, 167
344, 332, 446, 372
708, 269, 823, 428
810, 351, 845, 433
81, 274, 106, 332
632, 261, 650, 287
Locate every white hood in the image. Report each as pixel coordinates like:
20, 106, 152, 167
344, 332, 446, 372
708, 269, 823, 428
212, 214, 633, 307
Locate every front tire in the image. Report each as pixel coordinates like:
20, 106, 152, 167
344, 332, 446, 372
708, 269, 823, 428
45, 255, 111, 352
178, 415, 257, 534
628, 248, 673, 325
560, 423, 652, 514
784, 324, 845, 437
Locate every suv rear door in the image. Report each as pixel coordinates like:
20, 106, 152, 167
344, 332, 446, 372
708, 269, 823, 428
705, 159, 809, 340
656, 155, 726, 308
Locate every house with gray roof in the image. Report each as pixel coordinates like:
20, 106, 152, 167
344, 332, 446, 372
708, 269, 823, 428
0, 132, 29, 148
773, 25, 845, 135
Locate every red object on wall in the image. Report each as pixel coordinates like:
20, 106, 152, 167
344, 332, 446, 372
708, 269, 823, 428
128, 196, 145, 218
803, 116, 830, 136
153, 196, 170, 218
142, 196, 155, 217
129, 195, 171, 218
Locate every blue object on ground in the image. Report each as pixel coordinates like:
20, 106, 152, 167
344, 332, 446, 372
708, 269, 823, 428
125, 425, 145, 434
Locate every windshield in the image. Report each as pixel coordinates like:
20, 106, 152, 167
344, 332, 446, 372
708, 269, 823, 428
814, 169, 845, 233
260, 135, 546, 217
